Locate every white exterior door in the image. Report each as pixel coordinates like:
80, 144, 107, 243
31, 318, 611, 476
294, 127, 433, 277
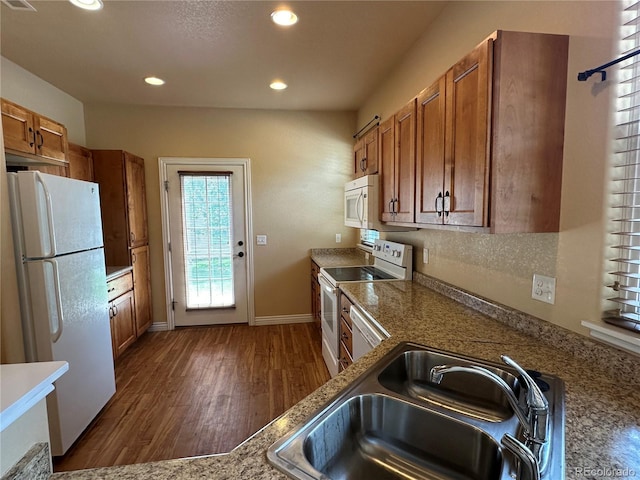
165, 161, 251, 326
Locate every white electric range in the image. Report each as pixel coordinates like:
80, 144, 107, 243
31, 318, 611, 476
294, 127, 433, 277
318, 239, 413, 377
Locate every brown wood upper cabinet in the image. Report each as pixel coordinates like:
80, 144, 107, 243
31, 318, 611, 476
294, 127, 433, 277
414, 30, 569, 233
1, 98, 68, 164
416, 39, 491, 227
67, 143, 94, 182
92, 150, 149, 264
353, 127, 379, 177
381, 99, 416, 223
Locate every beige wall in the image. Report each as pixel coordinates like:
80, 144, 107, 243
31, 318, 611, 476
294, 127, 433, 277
84, 104, 358, 324
358, 1, 619, 336
1, 57, 86, 145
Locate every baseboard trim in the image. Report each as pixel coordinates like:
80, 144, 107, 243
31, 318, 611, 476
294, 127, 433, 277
254, 314, 313, 326
148, 322, 170, 332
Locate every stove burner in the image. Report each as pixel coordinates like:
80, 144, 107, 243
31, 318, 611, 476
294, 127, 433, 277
322, 266, 396, 282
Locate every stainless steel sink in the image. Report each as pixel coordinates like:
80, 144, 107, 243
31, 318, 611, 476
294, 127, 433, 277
268, 342, 565, 480
301, 394, 502, 480
378, 350, 520, 422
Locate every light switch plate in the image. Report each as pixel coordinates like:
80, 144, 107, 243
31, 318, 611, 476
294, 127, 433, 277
423, 248, 429, 264
335, 233, 341, 243
532, 274, 556, 304
256, 235, 267, 246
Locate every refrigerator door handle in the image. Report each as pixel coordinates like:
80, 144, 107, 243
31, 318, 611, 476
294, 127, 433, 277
44, 258, 64, 343
34, 171, 58, 257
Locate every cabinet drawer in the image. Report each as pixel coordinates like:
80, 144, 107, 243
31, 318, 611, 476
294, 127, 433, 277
340, 293, 353, 328
107, 271, 133, 301
339, 341, 353, 370
340, 318, 353, 354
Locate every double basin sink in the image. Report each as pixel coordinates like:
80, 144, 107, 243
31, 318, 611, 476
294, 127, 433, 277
267, 342, 564, 480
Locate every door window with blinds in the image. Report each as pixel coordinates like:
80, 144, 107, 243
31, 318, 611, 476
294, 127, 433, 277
608, 0, 640, 333
179, 172, 235, 309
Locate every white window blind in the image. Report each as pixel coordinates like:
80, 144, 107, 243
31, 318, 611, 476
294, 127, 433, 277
180, 172, 235, 310
608, 0, 640, 333
360, 229, 379, 247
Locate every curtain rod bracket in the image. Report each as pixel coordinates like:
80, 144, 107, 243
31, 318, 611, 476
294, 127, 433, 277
353, 115, 380, 139
578, 49, 640, 82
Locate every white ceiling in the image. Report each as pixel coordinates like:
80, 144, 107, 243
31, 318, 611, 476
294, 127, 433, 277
1, 1, 447, 111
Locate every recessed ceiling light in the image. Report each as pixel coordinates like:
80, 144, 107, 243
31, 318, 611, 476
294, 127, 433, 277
144, 76, 165, 86
271, 9, 298, 26
69, 0, 103, 11
270, 81, 288, 91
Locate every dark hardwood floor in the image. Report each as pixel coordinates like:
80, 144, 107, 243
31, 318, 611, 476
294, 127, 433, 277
54, 323, 329, 472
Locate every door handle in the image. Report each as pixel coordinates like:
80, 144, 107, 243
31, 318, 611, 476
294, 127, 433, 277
34, 171, 58, 256
443, 191, 451, 217
44, 259, 64, 343
36, 130, 44, 150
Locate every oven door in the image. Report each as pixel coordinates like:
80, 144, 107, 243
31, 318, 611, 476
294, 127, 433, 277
318, 274, 339, 377
344, 186, 367, 228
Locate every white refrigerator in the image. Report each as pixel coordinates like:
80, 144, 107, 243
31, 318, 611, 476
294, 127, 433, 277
8, 171, 116, 456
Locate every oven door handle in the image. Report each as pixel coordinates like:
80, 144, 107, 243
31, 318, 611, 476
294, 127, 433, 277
319, 275, 336, 294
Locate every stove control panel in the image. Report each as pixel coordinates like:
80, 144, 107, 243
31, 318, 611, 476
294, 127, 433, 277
372, 240, 413, 268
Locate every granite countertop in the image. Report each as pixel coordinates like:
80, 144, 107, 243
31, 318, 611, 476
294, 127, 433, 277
53, 270, 640, 480
310, 247, 372, 267
105, 266, 133, 282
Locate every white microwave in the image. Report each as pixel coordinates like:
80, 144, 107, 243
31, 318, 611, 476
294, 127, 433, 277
344, 175, 413, 231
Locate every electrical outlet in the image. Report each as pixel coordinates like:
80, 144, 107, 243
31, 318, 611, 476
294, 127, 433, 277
335, 233, 341, 243
256, 235, 267, 246
532, 274, 556, 304
423, 248, 429, 264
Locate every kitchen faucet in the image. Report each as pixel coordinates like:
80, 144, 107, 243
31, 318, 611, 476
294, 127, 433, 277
429, 355, 549, 480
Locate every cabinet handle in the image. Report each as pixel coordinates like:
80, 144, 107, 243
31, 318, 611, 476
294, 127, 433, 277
393, 198, 398, 215
132, 252, 137, 264
444, 191, 451, 217
109, 305, 114, 318
341, 332, 349, 340
107, 287, 115, 293
36, 130, 44, 150
342, 307, 349, 313
130, 231, 136, 244
361, 157, 367, 172
113, 304, 118, 316
28, 127, 35, 147
435, 192, 443, 217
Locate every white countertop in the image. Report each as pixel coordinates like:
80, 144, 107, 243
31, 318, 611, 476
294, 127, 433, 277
0, 361, 68, 432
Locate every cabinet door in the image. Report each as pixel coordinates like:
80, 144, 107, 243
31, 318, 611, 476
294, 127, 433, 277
131, 245, 152, 336
444, 38, 492, 227
68, 143, 94, 181
363, 127, 379, 175
379, 116, 396, 222
393, 99, 416, 223
111, 291, 136, 359
415, 76, 446, 224
124, 153, 148, 247
1, 99, 36, 154
34, 115, 68, 162
353, 138, 366, 177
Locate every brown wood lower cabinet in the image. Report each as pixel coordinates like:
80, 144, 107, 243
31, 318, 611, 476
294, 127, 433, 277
131, 245, 152, 336
339, 292, 354, 372
107, 271, 136, 359
311, 260, 321, 330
